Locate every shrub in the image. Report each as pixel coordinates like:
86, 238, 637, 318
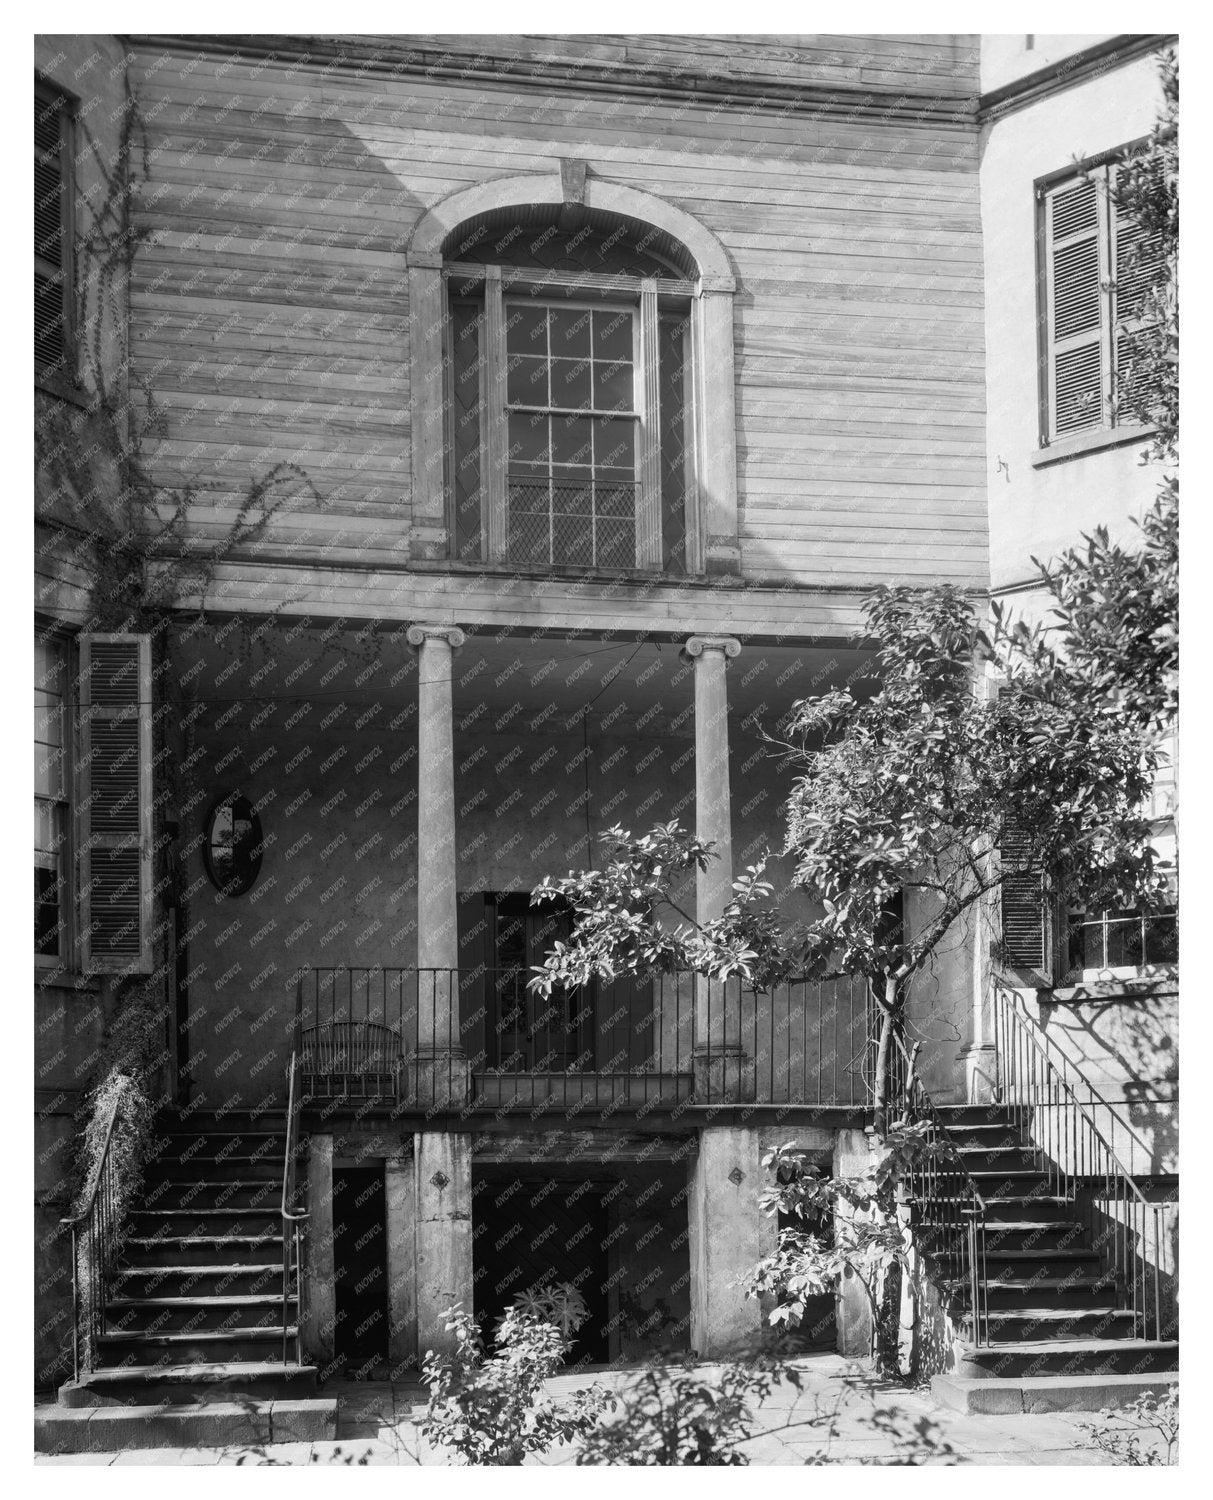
420, 1283, 611, 1465
1079, 1388, 1178, 1465
577, 1356, 797, 1465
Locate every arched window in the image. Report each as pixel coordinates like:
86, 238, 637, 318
408, 175, 738, 578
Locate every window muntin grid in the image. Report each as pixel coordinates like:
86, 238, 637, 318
504, 299, 641, 569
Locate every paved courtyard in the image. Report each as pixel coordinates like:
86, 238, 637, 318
36, 1354, 1167, 1465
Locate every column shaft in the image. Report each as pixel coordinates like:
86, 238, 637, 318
408, 624, 468, 1104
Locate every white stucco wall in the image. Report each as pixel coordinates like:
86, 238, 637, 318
980, 48, 1167, 606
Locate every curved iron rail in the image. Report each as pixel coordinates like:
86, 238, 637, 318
281, 1050, 309, 1366
992, 975, 1170, 1342
58, 1092, 122, 1383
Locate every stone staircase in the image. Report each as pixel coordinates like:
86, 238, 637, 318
921, 1104, 1178, 1414
38, 1110, 334, 1455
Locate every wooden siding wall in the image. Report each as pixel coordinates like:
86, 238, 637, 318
129, 36, 987, 592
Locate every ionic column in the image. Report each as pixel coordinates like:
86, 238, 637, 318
684, 635, 751, 1101
407, 623, 469, 1106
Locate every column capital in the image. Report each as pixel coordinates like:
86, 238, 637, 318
683, 635, 741, 661
406, 623, 466, 651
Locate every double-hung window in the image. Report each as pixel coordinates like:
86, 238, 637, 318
506, 300, 641, 570
445, 238, 695, 575
1038, 151, 1164, 446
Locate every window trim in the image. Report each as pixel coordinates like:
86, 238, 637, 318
444, 266, 697, 576
35, 73, 77, 393
407, 173, 738, 575
1034, 137, 1156, 452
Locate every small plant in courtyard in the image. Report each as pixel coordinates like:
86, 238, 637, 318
421, 1283, 611, 1464
576, 1354, 798, 1465
1078, 1388, 1178, 1465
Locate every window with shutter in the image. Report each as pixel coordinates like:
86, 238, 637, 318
1038, 150, 1163, 447
998, 816, 1052, 982
35, 76, 74, 383
78, 634, 154, 974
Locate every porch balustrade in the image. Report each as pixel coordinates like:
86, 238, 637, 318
292, 966, 869, 1111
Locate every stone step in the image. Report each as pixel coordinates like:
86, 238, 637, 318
932, 1370, 1178, 1415
58, 1360, 319, 1409
128, 1207, 280, 1236
106, 1292, 294, 1332
959, 1306, 1140, 1342
35, 1396, 336, 1454
121, 1233, 284, 1266
954, 1275, 1120, 1312
958, 1338, 1179, 1379
945, 1124, 1031, 1149
139, 1178, 282, 1211
112, 1262, 282, 1298
97, 1326, 298, 1364
954, 1146, 1041, 1171
917, 1220, 1088, 1253
933, 1105, 1019, 1127
146, 1154, 282, 1177
973, 1195, 1076, 1222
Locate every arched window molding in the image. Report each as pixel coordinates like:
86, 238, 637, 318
407, 170, 740, 578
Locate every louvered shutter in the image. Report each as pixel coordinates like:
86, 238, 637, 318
1044, 174, 1110, 440
998, 816, 1052, 983
35, 79, 72, 379
79, 634, 153, 974
1112, 181, 1165, 426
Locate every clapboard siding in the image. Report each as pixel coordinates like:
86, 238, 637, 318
129, 38, 986, 597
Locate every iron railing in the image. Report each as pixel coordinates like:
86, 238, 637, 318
59, 1092, 122, 1383
890, 1031, 991, 1345
992, 976, 1174, 1342
280, 1049, 308, 1366
292, 966, 870, 1110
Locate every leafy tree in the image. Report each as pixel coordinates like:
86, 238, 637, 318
533, 585, 1163, 1129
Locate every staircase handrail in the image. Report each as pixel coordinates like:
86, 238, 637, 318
58, 1090, 122, 1384
281, 1050, 308, 1365
992, 973, 1170, 1342
991, 974, 1152, 1207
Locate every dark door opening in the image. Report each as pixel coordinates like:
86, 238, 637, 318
473, 1170, 611, 1365
333, 1165, 387, 1369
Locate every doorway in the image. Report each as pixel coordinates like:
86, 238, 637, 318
333, 1165, 387, 1369
473, 1169, 611, 1364
488, 893, 593, 1071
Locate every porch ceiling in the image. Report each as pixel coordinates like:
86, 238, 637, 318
171, 619, 876, 740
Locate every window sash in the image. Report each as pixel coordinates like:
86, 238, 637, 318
1064, 907, 1177, 979
453, 275, 679, 572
